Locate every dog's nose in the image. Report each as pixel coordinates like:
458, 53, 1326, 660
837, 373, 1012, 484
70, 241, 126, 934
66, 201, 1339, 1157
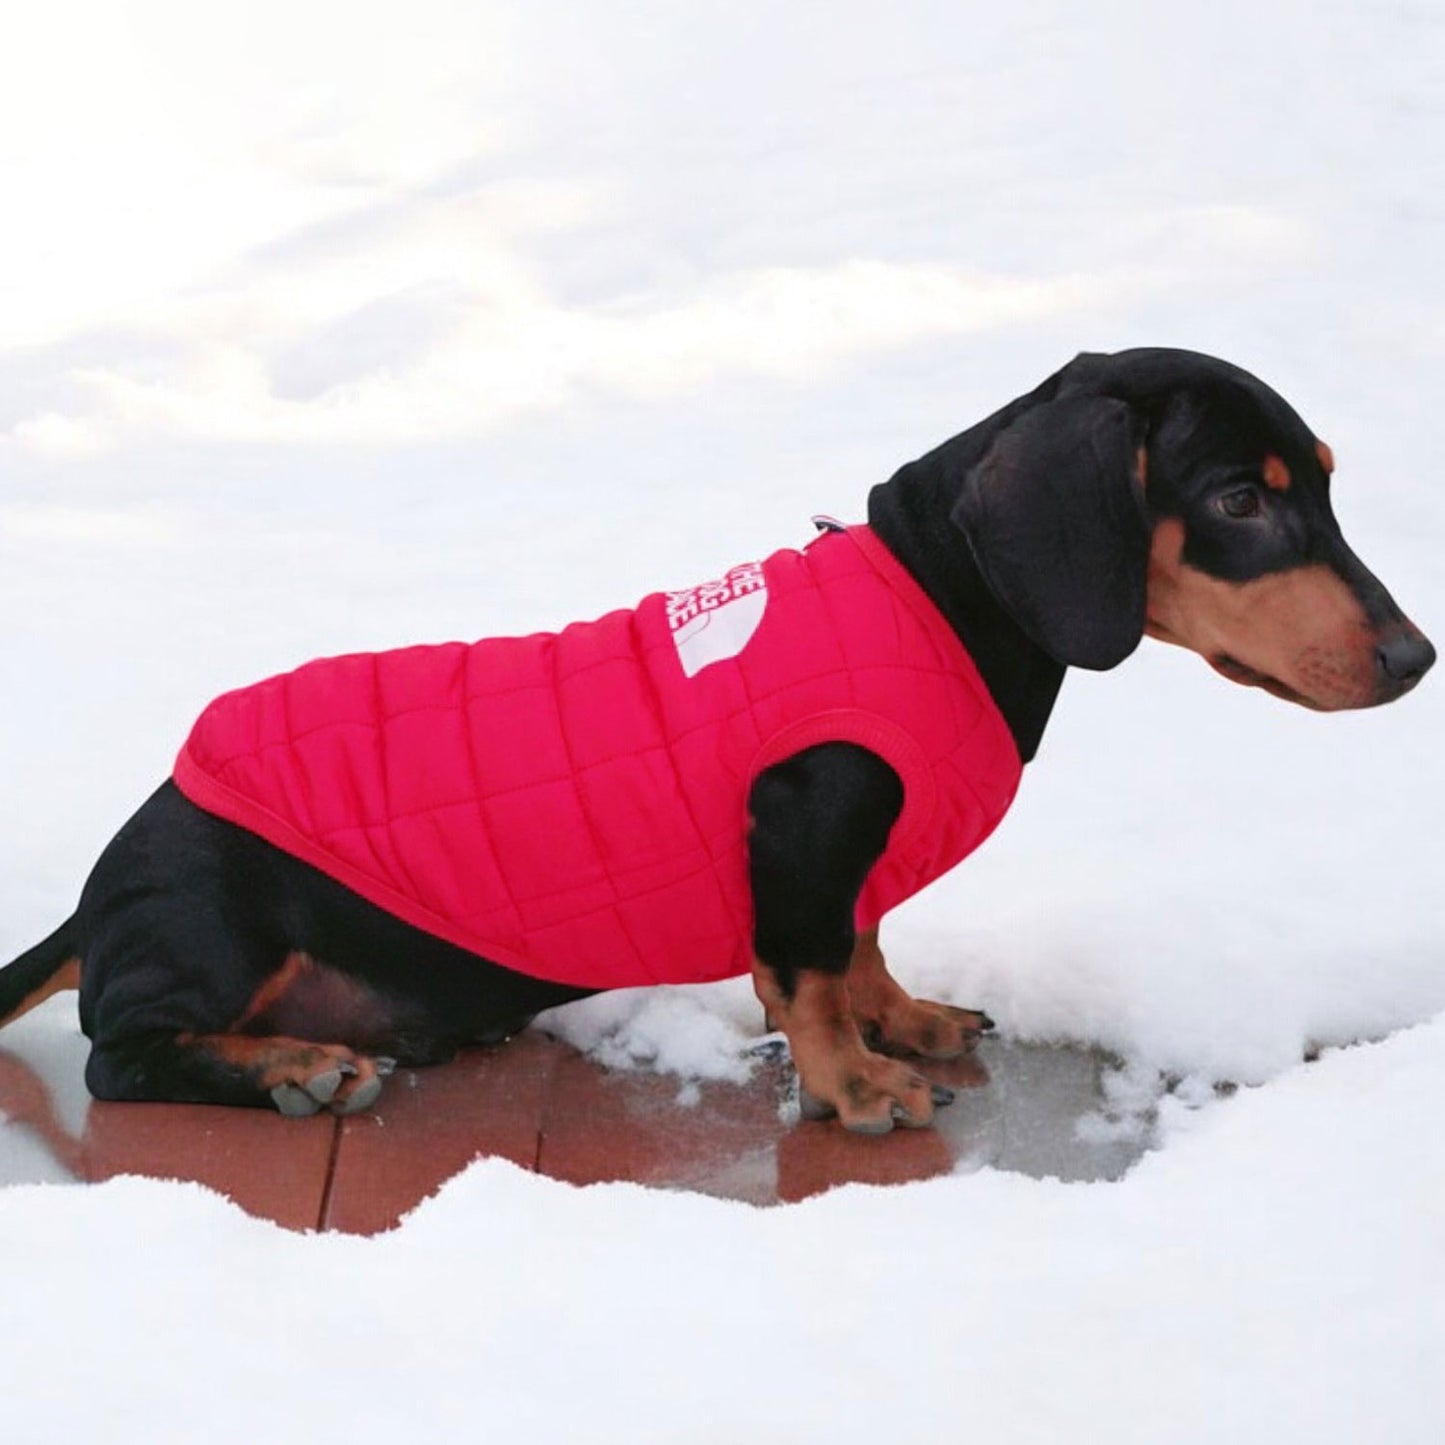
1376, 632, 1436, 684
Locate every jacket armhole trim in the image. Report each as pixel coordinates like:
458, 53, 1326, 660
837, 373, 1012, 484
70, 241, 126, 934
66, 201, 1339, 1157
747, 709, 936, 856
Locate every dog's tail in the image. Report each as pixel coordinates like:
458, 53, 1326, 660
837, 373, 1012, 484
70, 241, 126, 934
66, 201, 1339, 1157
0, 917, 81, 1030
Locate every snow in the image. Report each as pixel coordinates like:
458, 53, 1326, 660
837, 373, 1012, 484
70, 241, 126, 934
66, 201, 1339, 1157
2, 1019, 1442, 1441
2, 0, 1443, 1439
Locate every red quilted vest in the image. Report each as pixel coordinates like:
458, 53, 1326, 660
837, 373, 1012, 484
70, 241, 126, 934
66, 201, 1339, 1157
173, 526, 1022, 989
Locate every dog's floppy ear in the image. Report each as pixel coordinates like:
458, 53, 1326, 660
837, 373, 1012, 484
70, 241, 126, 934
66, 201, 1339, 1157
950, 395, 1150, 670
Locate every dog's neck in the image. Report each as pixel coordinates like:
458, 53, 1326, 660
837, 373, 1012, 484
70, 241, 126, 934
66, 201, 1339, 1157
867, 470, 1065, 764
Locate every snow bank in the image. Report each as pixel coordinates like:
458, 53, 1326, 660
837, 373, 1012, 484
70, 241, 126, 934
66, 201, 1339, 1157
2, 1015, 1440, 1443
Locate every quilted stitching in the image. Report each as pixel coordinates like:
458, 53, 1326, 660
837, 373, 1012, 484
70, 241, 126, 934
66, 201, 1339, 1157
173, 527, 1022, 989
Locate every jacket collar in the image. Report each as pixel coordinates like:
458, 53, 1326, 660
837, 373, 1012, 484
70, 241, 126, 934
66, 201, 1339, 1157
866, 475, 1064, 764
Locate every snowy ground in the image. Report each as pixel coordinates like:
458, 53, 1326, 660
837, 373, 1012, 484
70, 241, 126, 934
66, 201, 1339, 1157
1, 1, 1442, 1440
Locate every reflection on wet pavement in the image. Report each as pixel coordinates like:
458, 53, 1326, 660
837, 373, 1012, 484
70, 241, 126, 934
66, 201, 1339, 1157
1, 996, 1147, 1233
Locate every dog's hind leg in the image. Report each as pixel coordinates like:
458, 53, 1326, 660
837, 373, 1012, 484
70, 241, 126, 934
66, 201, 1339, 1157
71, 783, 388, 1113
80, 929, 397, 1114
85, 1030, 394, 1115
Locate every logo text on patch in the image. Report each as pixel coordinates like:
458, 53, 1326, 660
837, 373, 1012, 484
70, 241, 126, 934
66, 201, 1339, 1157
666, 561, 768, 678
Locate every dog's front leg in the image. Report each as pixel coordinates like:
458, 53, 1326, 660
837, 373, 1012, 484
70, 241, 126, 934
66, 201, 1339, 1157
748, 742, 948, 1134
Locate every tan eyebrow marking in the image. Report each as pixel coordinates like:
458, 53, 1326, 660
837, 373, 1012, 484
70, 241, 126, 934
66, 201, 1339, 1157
1263, 454, 1292, 492
1315, 439, 1335, 475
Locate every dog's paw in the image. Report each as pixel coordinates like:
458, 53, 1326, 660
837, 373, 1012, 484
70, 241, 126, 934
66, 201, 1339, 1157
256, 1044, 393, 1117
798, 1076, 956, 1131
331, 1057, 393, 1115
271, 1077, 335, 1117
862, 999, 994, 1060
797, 1054, 955, 1134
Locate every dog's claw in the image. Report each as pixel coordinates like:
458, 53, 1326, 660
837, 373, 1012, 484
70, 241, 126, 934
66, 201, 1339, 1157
890, 1098, 939, 1130
331, 1074, 384, 1116
374, 1057, 398, 1077
304, 1068, 344, 1105
271, 1083, 324, 1117
930, 1083, 956, 1107
798, 1085, 837, 1121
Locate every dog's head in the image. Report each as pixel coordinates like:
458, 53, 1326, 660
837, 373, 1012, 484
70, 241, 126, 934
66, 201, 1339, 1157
949, 347, 1434, 709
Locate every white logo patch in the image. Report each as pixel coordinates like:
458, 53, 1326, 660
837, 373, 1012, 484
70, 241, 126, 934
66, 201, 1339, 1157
665, 560, 768, 678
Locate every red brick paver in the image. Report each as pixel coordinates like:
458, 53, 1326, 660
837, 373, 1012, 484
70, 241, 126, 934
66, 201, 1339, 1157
322, 1031, 564, 1234
84, 1101, 336, 1232
2, 1027, 1133, 1231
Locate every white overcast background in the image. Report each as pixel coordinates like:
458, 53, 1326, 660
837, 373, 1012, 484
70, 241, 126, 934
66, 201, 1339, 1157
1, 3, 1443, 1441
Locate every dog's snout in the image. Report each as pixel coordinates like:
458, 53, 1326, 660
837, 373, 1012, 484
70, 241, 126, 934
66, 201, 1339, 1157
1376, 631, 1436, 686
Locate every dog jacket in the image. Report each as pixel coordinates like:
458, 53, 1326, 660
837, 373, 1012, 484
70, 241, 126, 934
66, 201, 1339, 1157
173, 526, 1022, 989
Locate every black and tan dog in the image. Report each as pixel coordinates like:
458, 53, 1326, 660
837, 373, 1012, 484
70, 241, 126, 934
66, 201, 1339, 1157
0, 349, 1433, 1133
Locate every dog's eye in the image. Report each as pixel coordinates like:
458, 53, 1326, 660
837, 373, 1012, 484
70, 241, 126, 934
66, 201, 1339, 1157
1217, 488, 1262, 519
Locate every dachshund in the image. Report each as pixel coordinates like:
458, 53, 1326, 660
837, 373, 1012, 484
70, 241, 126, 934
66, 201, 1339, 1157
0, 349, 1433, 1134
